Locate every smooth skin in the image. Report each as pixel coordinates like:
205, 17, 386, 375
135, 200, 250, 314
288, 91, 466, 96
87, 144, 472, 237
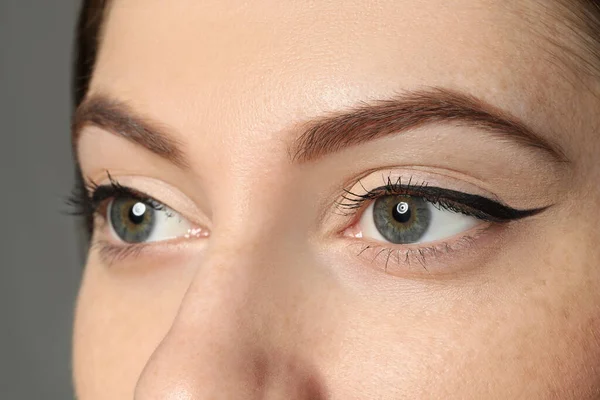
73, 0, 600, 398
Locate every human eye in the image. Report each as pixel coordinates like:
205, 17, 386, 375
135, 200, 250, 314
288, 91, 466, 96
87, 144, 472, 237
337, 173, 547, 273
70, 173, 207, 263
358, 194, 479, 245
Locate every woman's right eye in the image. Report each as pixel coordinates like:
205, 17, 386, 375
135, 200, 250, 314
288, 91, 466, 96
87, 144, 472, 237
105, 195, 201, 244
358, 194, 481, 245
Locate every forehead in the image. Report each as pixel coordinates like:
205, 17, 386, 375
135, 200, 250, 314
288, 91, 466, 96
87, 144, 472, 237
89, 0, 577, 158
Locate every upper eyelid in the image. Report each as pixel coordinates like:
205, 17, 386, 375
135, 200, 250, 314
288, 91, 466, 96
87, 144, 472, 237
335, 179, 443, 223
91, 183, 154, 201
83, 173, 209, 228
337, 179, 547, 223
340, 174, 493, 205
84, 172, 170, 206
89, 184, 170, 216
338, 179, 435, 209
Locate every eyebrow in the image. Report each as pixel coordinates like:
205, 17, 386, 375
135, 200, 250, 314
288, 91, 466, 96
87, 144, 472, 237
72, 87, 568, 168
291, 87, 568, 163
72, 95, 189, 168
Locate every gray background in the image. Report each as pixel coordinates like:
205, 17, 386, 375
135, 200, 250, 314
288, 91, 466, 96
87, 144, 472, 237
1, 1, 82, 399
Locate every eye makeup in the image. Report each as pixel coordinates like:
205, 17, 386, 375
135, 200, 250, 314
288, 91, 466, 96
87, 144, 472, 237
337, 175, 547, 223
333, 171, 551, 275
69, 173, 167, 225
67, 168, 550, 274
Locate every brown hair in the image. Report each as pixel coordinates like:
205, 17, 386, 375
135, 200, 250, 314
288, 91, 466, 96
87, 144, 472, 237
73, 0, 109, 107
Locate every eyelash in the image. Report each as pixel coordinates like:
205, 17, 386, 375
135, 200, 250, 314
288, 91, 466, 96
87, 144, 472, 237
335, 175, 545, 270
336, 175, 544, 222
68, 173, 164, 219
67, 173, 168, 263
67, 173, 545, 268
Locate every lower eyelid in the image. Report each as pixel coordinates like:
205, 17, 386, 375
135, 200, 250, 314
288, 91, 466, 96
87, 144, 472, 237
92, 237, 201, 267
92, 239, 149, 265
344, 222, 494, 276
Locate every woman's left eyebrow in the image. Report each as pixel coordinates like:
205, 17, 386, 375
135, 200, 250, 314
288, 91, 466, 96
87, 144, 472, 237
291, 87, 569, 164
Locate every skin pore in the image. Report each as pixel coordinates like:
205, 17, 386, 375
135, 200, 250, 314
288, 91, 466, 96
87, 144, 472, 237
72, 0, 600, 398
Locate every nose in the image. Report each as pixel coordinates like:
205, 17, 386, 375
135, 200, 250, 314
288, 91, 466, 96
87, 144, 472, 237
133, 238, 328, 399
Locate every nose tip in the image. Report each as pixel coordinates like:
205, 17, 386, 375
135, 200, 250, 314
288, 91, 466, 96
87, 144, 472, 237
134, 344, 328, 400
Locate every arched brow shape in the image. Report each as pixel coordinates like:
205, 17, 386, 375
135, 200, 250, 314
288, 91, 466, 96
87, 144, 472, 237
291, 87, 569, 164
72, 88, 568, 168
72, 94, 189, 168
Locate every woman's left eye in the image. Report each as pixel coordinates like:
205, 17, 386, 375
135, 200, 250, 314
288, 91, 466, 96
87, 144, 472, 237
107, 196, 198, 244
356, 195, 480, 245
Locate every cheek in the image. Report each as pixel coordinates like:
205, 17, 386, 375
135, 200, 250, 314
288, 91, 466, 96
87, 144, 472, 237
73, 234, 600, 399
72, 257, 195, 399
321, 233, 600, 398
325, 287, 600, 399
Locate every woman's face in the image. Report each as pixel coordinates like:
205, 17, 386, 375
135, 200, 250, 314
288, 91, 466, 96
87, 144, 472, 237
73, 0, 600, 398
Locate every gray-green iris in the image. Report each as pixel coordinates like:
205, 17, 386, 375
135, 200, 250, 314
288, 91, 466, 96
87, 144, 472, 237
372, 195, 431, 243
109, 197, 156, 243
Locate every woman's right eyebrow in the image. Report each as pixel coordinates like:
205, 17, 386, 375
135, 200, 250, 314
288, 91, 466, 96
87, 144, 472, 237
72, 87, 569, 169
71, 94, 190, 168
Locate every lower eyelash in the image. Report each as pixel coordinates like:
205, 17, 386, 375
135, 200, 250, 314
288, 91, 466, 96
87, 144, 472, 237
349, 226, 485, 273
91, 239, 149, 266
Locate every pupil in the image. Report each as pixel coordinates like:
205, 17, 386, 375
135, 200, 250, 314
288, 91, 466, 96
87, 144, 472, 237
128, 202, 146, 225
392, 201, 411, 223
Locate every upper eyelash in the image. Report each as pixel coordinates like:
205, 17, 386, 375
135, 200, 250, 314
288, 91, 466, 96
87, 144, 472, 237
90, 182, 165, 215
337, 175, 547, 223
66, 172, 547, 244
337, 176, 427, 210
65, 175, 95, 235
66, 172, 165, 224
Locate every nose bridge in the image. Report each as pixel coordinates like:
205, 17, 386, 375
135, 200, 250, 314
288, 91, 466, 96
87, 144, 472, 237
175, 239, 286, 343
134, 235, 326, 399
133, 154, 332, 397
162, 164, 294, 347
